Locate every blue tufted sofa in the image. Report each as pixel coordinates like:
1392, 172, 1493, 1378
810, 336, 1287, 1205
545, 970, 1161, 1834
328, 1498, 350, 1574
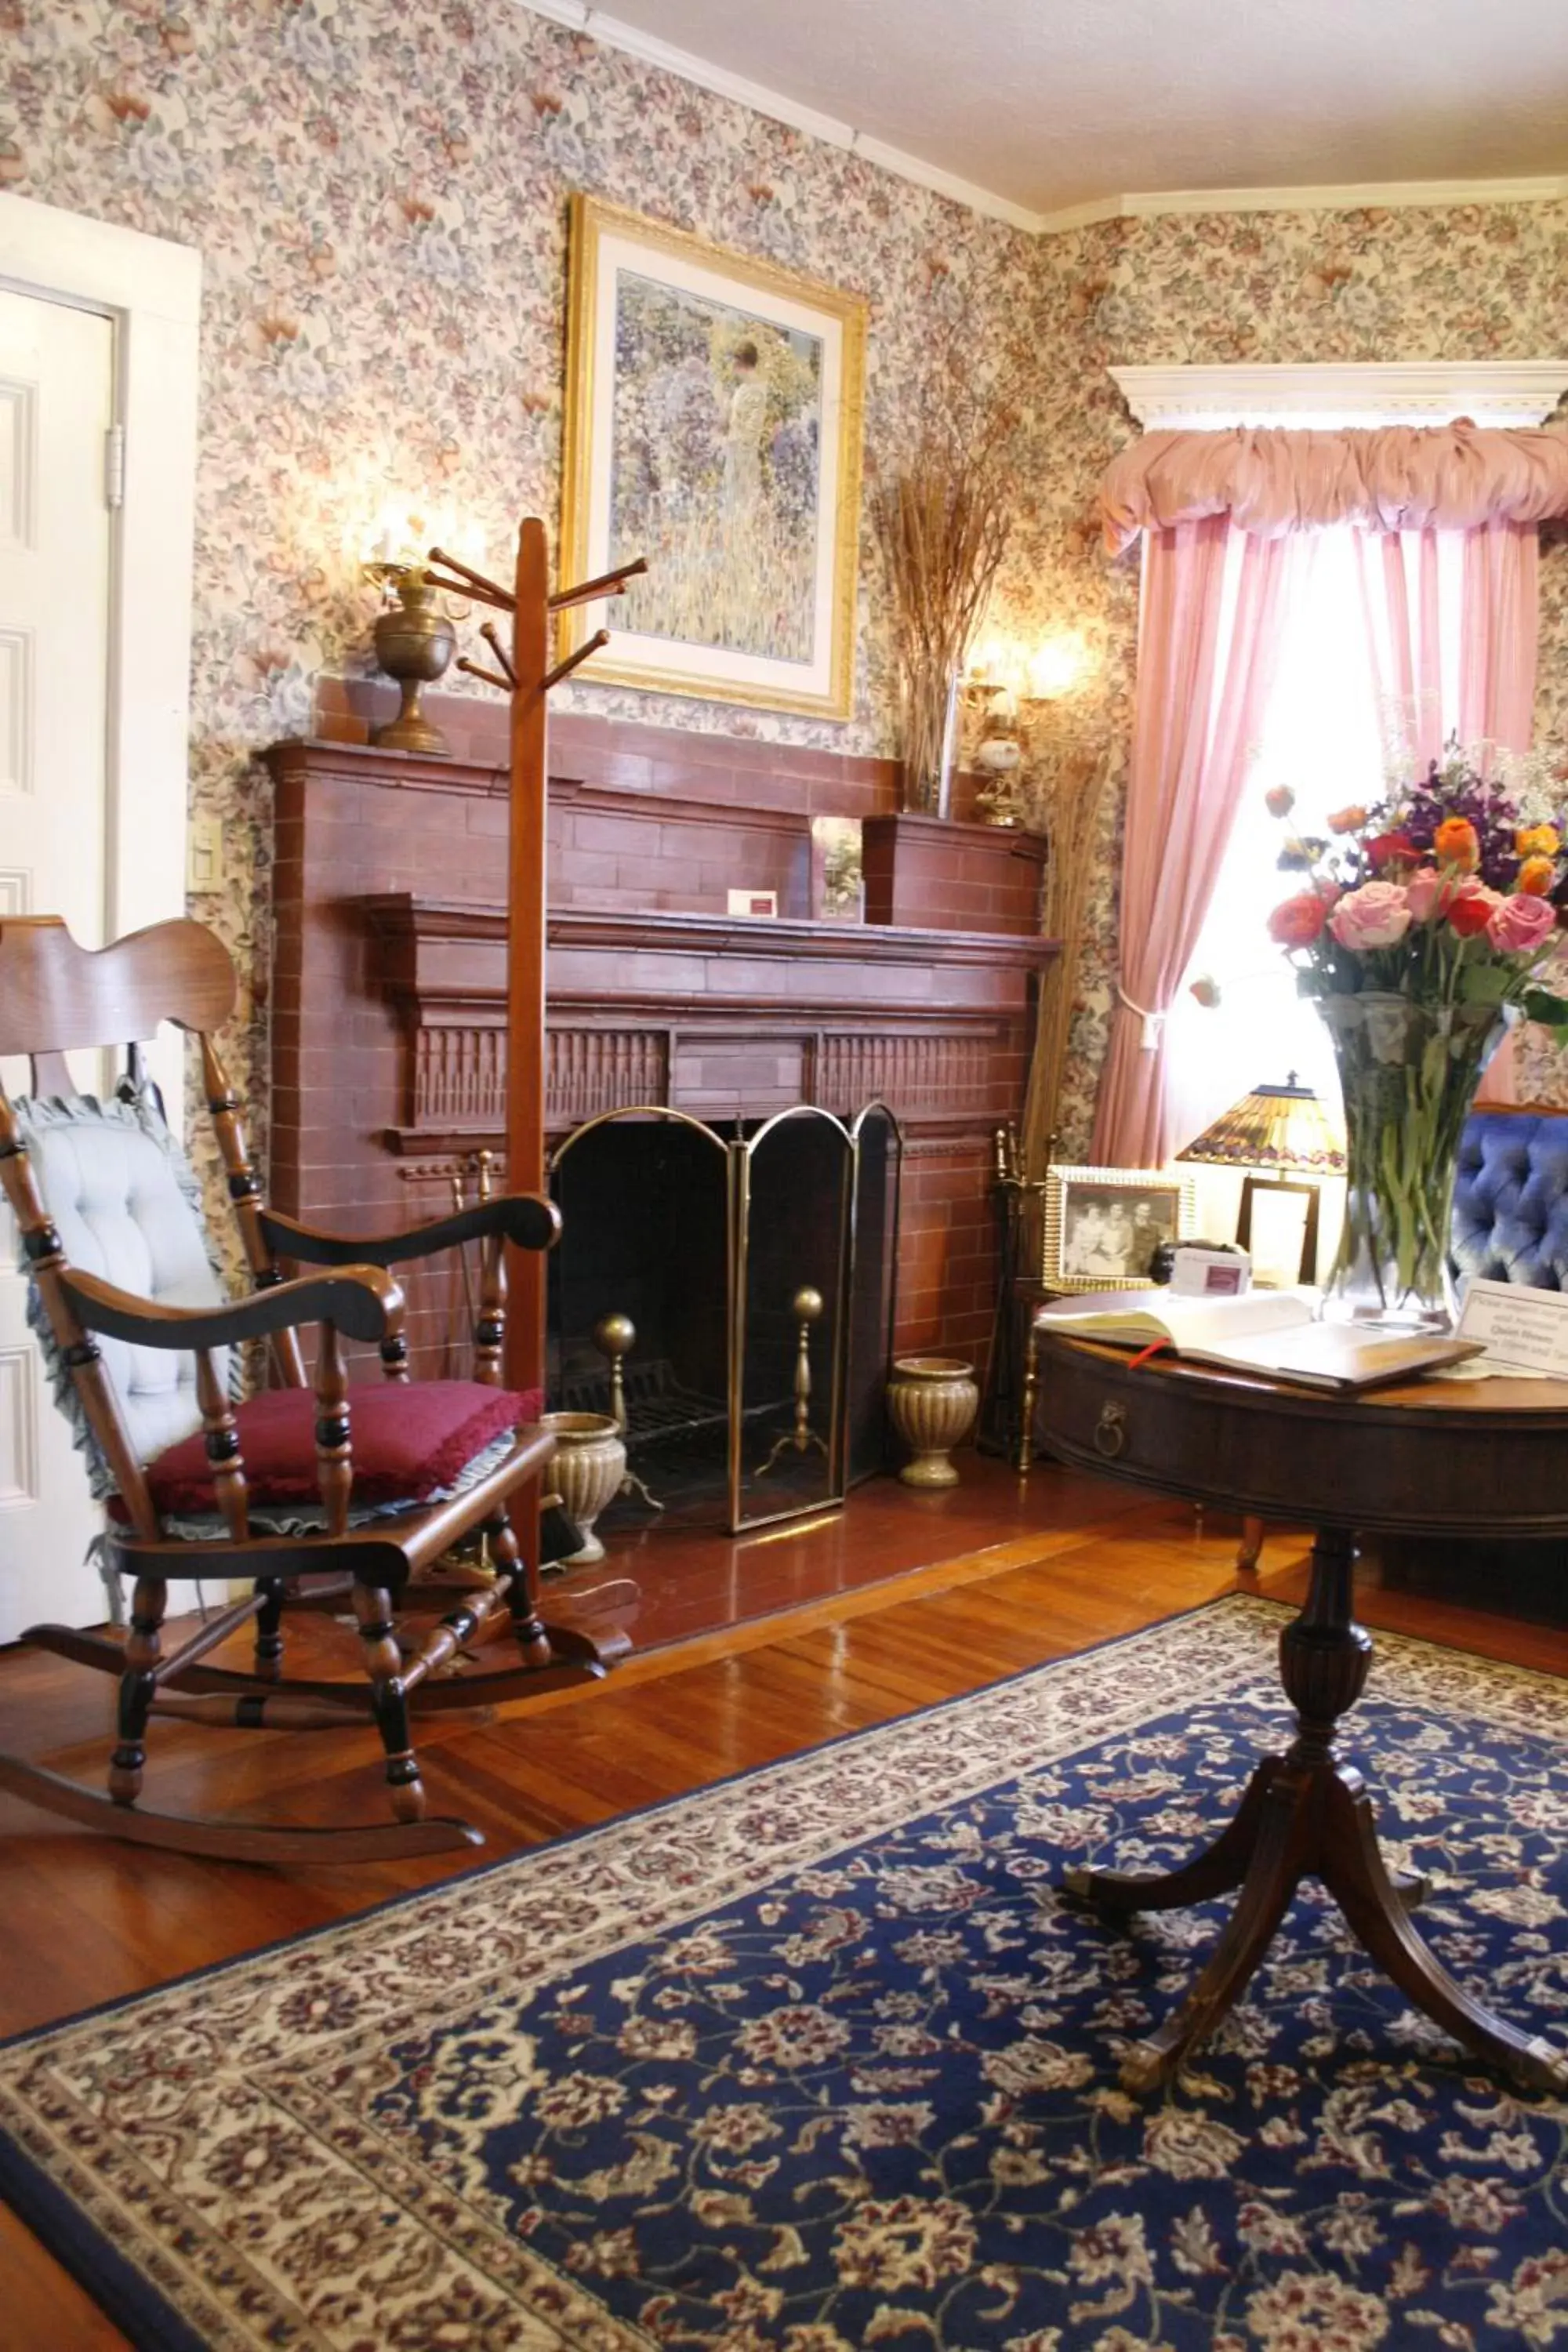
1452, 1110, 1568, 1291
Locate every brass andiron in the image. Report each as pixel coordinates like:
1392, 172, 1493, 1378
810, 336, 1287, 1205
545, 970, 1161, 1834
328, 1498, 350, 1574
756, 1287, 829, 1475
982, 1121, 1049, 1474
592, 1311, 664, 1515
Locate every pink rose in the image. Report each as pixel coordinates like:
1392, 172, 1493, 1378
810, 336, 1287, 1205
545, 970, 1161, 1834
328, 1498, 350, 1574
1486, 893, 1559, 955
1403, 866, 1451, 924
1327, 881, 1413, 952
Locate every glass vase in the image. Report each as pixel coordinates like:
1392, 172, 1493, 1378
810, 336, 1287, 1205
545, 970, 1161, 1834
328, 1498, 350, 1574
897, 668, 959, 819
1315, 990, 1501, 1329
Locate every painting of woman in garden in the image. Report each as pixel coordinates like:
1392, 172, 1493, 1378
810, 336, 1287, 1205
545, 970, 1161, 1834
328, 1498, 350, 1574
564, 198, 865, 717
608, 270, 823, 666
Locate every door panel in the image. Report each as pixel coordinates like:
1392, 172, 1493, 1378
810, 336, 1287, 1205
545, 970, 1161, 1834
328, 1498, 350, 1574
0, 287, 114, 1642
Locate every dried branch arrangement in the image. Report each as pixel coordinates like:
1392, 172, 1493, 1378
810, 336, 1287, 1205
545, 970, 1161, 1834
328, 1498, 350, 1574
869, 332, 1026, 814
1022, 741, 1111, 1178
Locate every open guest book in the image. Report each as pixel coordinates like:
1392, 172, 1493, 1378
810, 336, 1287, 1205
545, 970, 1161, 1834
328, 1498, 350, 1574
1037, 1288, 1484, 1394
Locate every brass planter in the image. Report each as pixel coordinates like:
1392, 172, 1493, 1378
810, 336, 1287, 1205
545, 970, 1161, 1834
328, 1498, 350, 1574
887, 1355, 978, 1488
372, 575, 457, 756
539, 1410, 626, 1564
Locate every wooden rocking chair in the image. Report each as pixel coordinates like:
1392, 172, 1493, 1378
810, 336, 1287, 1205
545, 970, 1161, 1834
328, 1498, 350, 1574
0, 913, 630, 1864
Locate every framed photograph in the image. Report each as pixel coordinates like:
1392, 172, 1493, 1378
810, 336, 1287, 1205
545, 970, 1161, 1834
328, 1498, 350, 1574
561, 194, 867, 720
810, 816, 864, 920
1042, 1165, 1194, 1294
1237, 1174, 1321, 1287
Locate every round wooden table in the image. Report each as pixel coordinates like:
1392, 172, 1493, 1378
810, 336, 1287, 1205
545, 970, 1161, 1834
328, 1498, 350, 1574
1031, 1325, 1568, 2097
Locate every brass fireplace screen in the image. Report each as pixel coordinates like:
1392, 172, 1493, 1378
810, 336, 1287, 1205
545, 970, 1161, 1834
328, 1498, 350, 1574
546, 1103, 902, 1534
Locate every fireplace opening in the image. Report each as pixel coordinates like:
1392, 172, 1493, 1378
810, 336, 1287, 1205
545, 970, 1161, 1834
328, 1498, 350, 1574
547, 1103, 901, 1532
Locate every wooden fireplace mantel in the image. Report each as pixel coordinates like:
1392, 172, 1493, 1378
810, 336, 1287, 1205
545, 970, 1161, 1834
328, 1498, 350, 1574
361, 892, 1056, 1153
268, 725, 1059, 1368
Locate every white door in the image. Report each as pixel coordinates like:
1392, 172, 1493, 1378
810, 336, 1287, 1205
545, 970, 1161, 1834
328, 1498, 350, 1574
0, 286, 115, 1642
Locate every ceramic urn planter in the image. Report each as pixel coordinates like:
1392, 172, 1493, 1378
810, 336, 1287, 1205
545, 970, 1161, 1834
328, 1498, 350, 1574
539, 1410, 626, 1563
887, 1356, 979, 1488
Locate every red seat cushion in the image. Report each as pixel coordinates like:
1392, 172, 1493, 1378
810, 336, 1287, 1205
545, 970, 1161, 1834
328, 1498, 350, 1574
124, 1381, 543, 1521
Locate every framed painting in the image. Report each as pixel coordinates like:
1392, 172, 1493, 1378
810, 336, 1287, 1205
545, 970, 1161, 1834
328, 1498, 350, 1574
1042, 1165, 1194, 1294
561, 195, 866, 720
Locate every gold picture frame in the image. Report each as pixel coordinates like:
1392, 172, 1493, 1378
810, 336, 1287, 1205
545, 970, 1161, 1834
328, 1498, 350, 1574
561, 194, 867, 720
1042, 1164, 1194, 1294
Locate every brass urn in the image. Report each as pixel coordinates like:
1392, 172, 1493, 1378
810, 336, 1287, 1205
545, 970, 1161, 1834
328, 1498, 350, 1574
539, 1410, 627, 1564
372, 572, 457, 756
887, 1356, 979, 1488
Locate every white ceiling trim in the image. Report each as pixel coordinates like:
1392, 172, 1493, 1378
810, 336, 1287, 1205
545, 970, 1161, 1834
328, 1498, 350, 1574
517, 0, 1047, 232
1112, 361, 1568, 428
1062, 174, 1568, 233
517, 1, 1568, 240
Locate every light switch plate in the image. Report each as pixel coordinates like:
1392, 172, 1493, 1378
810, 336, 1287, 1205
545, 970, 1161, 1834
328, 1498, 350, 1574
187, 813, 224, 893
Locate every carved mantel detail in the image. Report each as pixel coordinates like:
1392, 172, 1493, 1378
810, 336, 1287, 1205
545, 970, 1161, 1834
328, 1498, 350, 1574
365, 895, 1054, 1149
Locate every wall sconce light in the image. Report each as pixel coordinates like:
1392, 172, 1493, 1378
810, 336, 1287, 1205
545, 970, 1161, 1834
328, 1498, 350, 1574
961, 630, 1095, 827
1025, 633, 1091, 702
361, 503, 484, 759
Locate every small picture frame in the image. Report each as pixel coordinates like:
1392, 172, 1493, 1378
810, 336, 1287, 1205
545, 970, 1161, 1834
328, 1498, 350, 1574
1042, 1164, 1193, 1293
810, 816, 864, 920
1237, 1175, 1320, 1287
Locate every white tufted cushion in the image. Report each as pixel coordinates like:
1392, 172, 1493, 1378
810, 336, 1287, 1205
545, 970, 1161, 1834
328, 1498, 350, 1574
13, 1094, 230, 1489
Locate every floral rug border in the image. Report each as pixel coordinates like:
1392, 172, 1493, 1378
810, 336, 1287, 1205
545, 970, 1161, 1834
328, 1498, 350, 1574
3, 1595, 1566, 2351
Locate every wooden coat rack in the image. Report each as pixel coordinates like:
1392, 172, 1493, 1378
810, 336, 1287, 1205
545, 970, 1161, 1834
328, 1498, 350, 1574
424, 521, 646, 1403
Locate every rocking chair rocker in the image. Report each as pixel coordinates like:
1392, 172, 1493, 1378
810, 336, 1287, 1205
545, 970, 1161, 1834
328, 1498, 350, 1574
0, 914, 630, 1864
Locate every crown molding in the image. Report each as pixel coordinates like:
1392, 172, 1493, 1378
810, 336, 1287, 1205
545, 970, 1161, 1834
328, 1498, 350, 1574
1093, 174, 1568, 229
514, 5, 1568, 244
516, 0, 1047, 233
1111, 361, 1568, 428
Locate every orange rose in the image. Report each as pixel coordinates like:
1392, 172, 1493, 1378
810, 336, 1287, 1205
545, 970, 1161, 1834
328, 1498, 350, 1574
1326, 804, 1368, 834
1268, 892, 1328, 949
1517, 824, 1561, 858
1519, 855, 1556, 895
1434, 817, 1480, 871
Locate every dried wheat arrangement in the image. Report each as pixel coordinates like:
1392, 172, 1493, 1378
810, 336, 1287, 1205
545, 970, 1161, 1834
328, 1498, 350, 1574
869, 338, 1024, 813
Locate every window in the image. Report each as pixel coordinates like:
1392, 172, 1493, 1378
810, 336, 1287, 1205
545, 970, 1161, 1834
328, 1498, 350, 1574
1166, 524, 1469, 1152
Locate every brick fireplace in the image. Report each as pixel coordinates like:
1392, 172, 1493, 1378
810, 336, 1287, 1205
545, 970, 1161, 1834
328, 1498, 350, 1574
267, 692, 1055, 1388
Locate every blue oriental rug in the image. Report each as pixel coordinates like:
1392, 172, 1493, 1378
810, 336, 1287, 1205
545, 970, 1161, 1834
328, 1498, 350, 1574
3, 1596, 1568, 2351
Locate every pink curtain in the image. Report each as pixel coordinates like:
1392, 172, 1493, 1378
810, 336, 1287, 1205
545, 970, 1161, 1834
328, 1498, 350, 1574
1466, 520, 1541, 1105
1091, 521, 1296, 1168
1460, 518, 1540, 750
1354, 527, 1445, 771
1102, 422, 1568, 550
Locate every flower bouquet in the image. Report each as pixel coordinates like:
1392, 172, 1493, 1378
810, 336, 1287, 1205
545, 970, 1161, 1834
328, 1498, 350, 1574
1266, 747, 1568, 1323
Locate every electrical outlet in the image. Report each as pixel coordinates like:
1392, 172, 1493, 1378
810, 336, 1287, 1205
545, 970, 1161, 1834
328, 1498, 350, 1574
187, 814, 224, 893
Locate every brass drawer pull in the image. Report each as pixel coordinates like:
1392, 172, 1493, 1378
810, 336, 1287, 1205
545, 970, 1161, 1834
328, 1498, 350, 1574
1094, 1401, 1127, 1459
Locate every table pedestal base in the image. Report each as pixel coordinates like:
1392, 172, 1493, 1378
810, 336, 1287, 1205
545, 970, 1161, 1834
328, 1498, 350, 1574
1065, 1529, 1568, 2099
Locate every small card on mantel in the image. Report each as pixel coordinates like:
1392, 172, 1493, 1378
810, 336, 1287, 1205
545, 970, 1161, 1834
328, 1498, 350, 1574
1454, 1278, 1568, 1378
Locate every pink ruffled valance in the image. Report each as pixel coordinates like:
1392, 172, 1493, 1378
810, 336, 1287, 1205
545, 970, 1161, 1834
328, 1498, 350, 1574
1101, 421, 1568, 552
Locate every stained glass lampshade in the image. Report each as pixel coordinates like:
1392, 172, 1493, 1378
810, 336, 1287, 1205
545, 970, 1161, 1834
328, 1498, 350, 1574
1176, 1073, 1346, 1176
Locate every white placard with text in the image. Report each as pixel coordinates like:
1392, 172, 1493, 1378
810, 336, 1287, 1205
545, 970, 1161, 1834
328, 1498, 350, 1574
1454, 1278, 1568, 1377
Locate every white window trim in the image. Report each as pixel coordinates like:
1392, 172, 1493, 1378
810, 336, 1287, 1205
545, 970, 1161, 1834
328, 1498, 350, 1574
1111, 361, 1568, 430
0, 192, 201, 1106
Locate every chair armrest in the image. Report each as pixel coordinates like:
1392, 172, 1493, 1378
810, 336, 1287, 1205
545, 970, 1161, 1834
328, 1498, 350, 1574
60, 1265, 403, 1351
260, 1194, 561, 1269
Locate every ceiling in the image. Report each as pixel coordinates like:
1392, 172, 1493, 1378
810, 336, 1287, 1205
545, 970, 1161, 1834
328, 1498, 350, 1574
565, 0, 1568, 223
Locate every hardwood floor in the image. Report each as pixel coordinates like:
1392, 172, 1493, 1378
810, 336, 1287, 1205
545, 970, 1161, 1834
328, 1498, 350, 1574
3, 1458, 1566, 2349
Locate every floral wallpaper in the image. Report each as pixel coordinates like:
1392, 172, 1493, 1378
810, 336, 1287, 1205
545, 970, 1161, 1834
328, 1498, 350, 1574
6, 2, 1568, 1174
1, 0, 1048, 1197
